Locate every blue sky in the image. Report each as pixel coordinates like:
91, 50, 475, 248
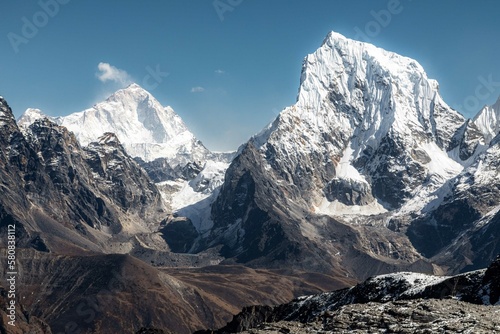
1, 0, 500, 151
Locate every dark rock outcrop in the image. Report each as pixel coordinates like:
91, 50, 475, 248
325, 177, 374, 205
160, 215, 198, 253
135, 157, 203, 183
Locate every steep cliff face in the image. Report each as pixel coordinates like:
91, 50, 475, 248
0, 98, 54, 250
24, 119, 121, 235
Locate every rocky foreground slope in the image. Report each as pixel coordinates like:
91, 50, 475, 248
197, 256, 500, 333
234, 300, 500, 334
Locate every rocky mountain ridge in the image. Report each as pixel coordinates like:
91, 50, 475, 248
15, 36, 500, 276
1, 94, 348, 334
198, 255, 500, 333
18, 84, 233, 236
194, 31, 500, 277
0, 97, 171, 256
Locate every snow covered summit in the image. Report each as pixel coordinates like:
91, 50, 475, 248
202, 31, 500, 274
19, 83, 211, 166
59, 83, 210, 164
17, 108, 54, 127
251, 31, 466, 212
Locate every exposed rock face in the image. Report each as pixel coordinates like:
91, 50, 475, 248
0, 98, 54, 249
325, 177, 374, 205
482, 254, 500, 305
160, 215, 198, 253
136, 328, 171, 334
84, 132, 164, 221
25, 119, 123, 234
448, 119, 484, 161
409, 136, 500, 270
0, 100, 167, 254
135, 157, 203, 183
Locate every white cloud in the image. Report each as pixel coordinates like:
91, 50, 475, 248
96, 62, 132, 86
191, 86, 205, 93
215, 69, 225, 75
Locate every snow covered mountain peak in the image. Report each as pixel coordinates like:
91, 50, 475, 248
296, 31, 459, 137
276, 32, 467, 162
62, 83, 183, 145
298, 31, 427, 109
247, 31, 468, 213
17, 84, 213, 166
17, 108, 53, 129
323, 31, 424, 71
50, 83, 210, 164
101, 83, 157, 107
473, 95, 500, 144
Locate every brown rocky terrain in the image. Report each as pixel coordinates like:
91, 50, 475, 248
0, 249, 353, 334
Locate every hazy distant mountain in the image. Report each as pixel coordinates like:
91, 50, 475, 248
19, 83, 210, 165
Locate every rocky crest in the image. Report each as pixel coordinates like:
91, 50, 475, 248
83, 132, 164, 222
198, 256, 500, 333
